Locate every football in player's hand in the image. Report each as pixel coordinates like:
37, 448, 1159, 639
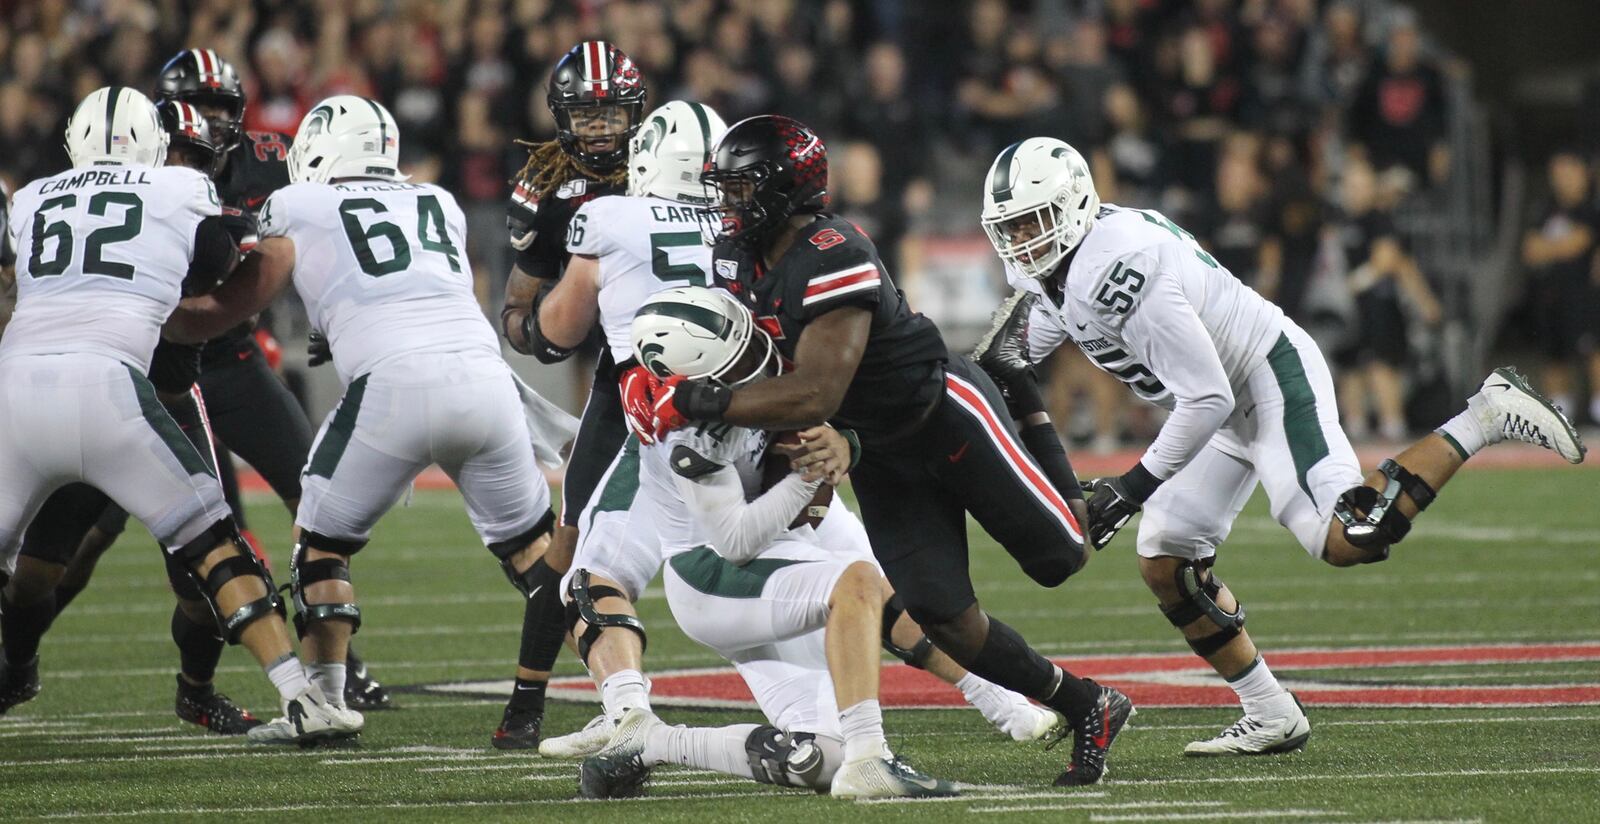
762, 431, 833, 529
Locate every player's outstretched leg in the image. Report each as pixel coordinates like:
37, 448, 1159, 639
539, 569, 651, 758
487, 520, 566, 750
0, 557, 60, 714
1324, 366, 1586, 567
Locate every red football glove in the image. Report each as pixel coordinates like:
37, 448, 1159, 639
649, 375, 692, 442
619, 365, 661, 445
649, 374, 733, 441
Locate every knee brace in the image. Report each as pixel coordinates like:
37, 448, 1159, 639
564, 569, 646, 664
744, 726, 830, 790
174, 519, 283, 645
880, 595, 936, 669
1160, 558, 1246, 658
1332, 459, 1437, 562
488, 511, 557, 597
289, 536, 362, 637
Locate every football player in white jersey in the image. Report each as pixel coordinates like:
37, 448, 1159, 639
0, 88, 359, 743
534, 103, 1061, 759
164, 96, 570, 743
576, 286, 956, 799
973, 137, 1587, 756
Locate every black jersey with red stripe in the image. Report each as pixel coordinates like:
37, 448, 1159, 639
714, 215, 947, 440
507, 174, 625, 280
197, 129, 291, 369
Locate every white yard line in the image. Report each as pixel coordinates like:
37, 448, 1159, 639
857, 791, 1100, 805
33, 791, 777, 819
1089, 810, 1340, 822
1114, 766, 1600, 786
970, 802, 1230, 814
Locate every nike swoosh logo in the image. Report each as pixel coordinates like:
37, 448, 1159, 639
1091, 703, 1112, 748
906, 773, 942, 791
1242, 404, 1256, 419
514, 683, 542, 692
527, 585, 542, 601
1075, 322, 1089, 331
948, 442, 970, 463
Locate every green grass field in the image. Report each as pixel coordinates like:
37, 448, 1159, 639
4, 467, 1599, 822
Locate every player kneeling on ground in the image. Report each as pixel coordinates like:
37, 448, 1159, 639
164, 96, 575, 743
0, 88, 357, 744
577, 287, 956, 800
973, 137, 1587, 756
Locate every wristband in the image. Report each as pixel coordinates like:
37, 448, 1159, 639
1118, 461, 1164, 505
838, 427, 862, 471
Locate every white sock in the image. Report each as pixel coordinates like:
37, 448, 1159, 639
643, 722, 761, 775
1227, 656, 1290, 717
306, 662, 347, 708
839, 699, 888, 763
1436, 393, 1496, 459
265, 655, 312, 703
600, 669, 651, 723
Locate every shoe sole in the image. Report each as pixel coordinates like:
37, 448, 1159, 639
539, 736, 611, 759
1488, 367, 1587, 464
0, 685, 42, 715
1183, 727, 1311, 757
491, 734, 540, 751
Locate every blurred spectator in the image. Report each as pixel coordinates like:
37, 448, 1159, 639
772, 43, 842, 141
957, 0, 1056, 149
1347, 9, 1449, 189
1192, 136, 1281, 299
1261, 132, 1326, 321
245, 28, 310, 135
841, 42, 930, 210
1102, 83, 1166, 208
1520, 149, 1600, 424
834, 141, 909, 281
1332, 155, 1442, 440
1298, 0, 1370, 114
1156, 24, 1241, 198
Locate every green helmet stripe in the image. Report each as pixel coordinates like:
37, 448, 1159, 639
990, 141, 1022, 203
639, 301, 732, 340
364, 98, 387, 155
687, 102, 713, 155
104, 86, 121, 154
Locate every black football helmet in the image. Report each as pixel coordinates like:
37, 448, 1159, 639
156, 99, 221, 177
154, 48, 246, 154
547, 41, 647, 172
701, 115, 830, 249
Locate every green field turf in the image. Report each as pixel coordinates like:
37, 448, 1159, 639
4, 467, 1599, 822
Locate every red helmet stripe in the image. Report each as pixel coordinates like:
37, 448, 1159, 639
586, 40, 608, 94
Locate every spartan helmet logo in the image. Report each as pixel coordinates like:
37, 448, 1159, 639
639, 342, 671, 378
638, 114, 668, 155
303, 104, 335, 139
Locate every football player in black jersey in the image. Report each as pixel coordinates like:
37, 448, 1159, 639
633, 116, 1133, 786
491, 41, 645, 750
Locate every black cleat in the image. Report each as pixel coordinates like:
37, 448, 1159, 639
491, 704, 542, 750
0, 656, 42, 715
175, 676, 262, 735
1051, 681, 1135, 787
579, 749, 651, 799
343, 660, 394, 711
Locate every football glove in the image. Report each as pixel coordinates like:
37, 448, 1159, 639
307, 331, 332, 368
650, 375, 733, 440
972, 291, 1045, 418
507, 196, 537, 251
1084, 464, 1163, 550
619, 365, 660, 445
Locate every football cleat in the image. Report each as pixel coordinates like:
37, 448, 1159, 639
539, 713, 615, 758
1050, 681, 1135, 787
828, 752, 959, 799
1476, 367, 1586, 464
175, 676, 261, 735
245, 685, 363, 746
0, 656, 42, 715
1184, 694, 1310, 757
491, 704, 543, 750
577, 707, 662, 799
343, 657, 394, 711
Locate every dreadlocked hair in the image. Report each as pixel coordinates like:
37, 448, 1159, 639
511, 139, 627, 200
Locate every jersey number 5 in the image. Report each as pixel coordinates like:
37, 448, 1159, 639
27, 192, 144, 280
338, 195, 461, 277
809, 228, 846, 250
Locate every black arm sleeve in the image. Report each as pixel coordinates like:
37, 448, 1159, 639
184, 215, 241, 296
1018, 422, 1084, 502
525, 279, 577, 364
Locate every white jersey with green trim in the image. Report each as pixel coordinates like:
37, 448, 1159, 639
1010, 204, 1289, 481
2, 165, 218, 372
565, 194, 714, 364
259, 179, 499, 383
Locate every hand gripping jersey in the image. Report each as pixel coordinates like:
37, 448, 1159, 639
1012, 205, 1287, 479
258, 180, 500, 383
715, 215, 947, 442
3, 165, 220, 372
565, 194, 714, 363
643, 422, 772, 559
509, 173, 624, 280
196, 129, 293, 370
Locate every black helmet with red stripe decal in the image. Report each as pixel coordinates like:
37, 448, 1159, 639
155, 48, 246, 154
546, 40, 648, 173
701, 115, 830, 250
156, 99, 220, 176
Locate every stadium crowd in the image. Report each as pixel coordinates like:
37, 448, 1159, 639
2, 0, 1596, 440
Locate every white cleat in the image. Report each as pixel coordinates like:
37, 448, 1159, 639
246, 685, 364, 746
577, 707, 662, 799
539, 712, 616, 758
1476, 367, 1587, 464
829, 751, 959, 799
1184, 695, 1310, 757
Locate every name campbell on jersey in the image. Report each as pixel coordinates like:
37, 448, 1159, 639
3, 165, 220, 373
258, 180, 498, 382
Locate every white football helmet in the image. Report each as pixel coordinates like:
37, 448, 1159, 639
287, 95, 406, 184
980, 137, 1100, 279
627, 100, 727, 204
64, 86, 168, 168
631, 286, 776, 387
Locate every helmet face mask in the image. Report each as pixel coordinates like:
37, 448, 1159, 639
701, 115, 828, 250
547, 41, 648, 173
981, 138, 1100, 279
